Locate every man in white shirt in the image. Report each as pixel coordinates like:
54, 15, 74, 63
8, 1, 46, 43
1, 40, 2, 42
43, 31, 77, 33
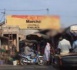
58, 38, 72, 55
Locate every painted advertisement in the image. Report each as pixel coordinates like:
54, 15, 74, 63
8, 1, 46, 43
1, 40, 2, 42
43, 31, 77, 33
6, 15, 60, 30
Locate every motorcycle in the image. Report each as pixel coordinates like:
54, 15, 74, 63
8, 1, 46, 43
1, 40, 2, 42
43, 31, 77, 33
19, 52, 44, 66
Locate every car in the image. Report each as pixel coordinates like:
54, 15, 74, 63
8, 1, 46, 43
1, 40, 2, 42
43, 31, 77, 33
52, 53, 77, 69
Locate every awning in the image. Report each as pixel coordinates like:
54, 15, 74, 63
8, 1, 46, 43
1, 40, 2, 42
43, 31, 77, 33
26, 34, 50, 41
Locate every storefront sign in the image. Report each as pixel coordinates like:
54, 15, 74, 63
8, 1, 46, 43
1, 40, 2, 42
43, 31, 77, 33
6, 15, 60, 30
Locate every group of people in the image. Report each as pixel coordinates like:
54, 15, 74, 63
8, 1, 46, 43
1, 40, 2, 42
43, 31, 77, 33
40, 37, 77, 65
24, 42, 51, 65
23, 36, 77, 65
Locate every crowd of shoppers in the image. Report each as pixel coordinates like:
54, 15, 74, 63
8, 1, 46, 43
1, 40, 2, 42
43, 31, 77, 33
19, 34, 77, 66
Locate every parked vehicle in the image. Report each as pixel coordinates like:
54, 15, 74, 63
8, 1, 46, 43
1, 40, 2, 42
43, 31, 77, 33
52, 53, 77, 69
19, 52, 44, 66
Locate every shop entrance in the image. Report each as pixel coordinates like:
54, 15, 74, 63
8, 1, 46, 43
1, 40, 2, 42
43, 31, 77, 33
3, 34, 17, 50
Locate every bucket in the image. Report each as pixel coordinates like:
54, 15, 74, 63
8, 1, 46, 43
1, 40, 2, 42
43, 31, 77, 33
13, 60, 17, 66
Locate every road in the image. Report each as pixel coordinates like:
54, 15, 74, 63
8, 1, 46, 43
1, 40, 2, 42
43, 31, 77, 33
0, 65, 77, 70
0, 65, 56, 70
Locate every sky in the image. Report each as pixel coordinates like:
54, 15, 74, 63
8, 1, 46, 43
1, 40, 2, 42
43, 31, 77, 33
0, 0, 77, 27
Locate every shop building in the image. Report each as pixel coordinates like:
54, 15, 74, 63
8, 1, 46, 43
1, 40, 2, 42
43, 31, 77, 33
1, 26, 26, 52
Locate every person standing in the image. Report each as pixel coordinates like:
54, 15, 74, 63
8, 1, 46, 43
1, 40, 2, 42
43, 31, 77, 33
72, 40, 77, 52
58, 37, 72, 55
44, 42, 51, 65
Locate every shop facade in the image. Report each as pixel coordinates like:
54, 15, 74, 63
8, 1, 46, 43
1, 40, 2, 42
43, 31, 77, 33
2, 26, 20, 52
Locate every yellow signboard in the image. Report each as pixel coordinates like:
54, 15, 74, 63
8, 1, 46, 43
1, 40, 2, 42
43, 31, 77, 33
6, 15, 60, 30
